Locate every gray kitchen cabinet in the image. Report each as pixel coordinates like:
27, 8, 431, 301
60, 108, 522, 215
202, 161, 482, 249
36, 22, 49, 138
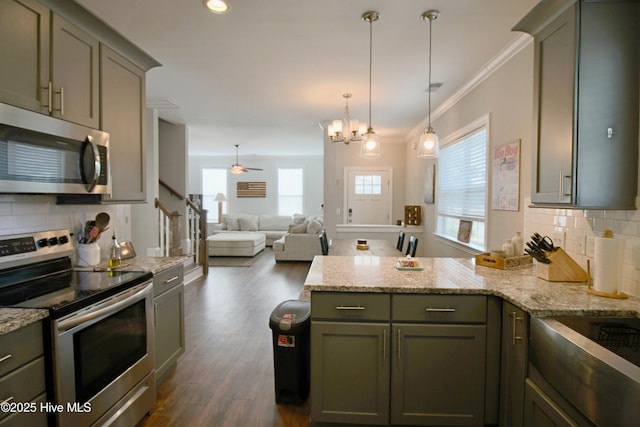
0, 0, 50, 114
310, 292, 495, 426
391, 295, 487, 426
153, 264, 185, 383
100, 46, 147, 202
310, 292, 390, 425
0, 0, 99, 128
523, 379, 592, 427
515, 0, 639, 209
499, 301, 529, 427
0, 322, 48, 427
50, 13, 100, 128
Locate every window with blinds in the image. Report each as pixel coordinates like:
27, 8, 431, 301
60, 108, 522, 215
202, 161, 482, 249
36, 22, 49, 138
437, 125, 488, 249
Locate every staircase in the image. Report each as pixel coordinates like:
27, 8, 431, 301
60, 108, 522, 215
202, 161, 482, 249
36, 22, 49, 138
156, 180, 209, 279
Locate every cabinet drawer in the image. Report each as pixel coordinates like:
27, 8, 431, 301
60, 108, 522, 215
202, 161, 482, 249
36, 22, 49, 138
392, 294, 486, 323
312, 292, 390, 321
0, 357, 46, 421
153, 264, 184, 297
0, 322, 43, 377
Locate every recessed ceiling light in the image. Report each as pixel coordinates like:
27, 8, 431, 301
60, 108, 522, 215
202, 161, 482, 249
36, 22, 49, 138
203, 0, 229, 14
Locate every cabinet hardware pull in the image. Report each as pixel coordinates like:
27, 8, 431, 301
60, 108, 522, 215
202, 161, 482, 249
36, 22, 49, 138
58, 86, 64, 116
397, 329, 401, 359
0, 354, 12, 364
559, 170, 572, 200
383, 329, 387, 359
42, 81, 53, 113
0, 396, 14, 405
163, 276, 180, 284
510, 311, 523, 345
425, 307, 456, 312
335, 306, 365, 311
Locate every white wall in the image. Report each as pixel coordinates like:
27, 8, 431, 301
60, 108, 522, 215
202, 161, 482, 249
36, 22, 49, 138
404, 44, 534, 257
188, 155, 323, 217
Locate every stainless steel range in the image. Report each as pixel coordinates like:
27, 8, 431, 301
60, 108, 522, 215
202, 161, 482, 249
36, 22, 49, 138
0, 229, 155, 427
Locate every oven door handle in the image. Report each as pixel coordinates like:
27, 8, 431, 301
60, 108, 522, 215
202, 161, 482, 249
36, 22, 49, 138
57, 283, 151, 332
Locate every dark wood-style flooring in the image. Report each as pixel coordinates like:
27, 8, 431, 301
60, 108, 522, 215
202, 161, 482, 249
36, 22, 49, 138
140, 249, 312, 426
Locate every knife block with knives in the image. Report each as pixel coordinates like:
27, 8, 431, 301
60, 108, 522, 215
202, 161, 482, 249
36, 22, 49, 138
535, 248, 588, 282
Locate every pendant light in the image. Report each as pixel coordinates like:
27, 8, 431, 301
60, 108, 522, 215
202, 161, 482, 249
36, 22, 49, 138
360, 11, 381, 159
418, 10, 440, 158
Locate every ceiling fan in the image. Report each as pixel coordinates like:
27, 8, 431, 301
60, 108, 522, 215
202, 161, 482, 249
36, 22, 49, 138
231, 144, 263, 174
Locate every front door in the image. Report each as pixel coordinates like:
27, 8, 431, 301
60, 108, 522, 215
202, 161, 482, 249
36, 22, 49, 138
345, 168, 391, 224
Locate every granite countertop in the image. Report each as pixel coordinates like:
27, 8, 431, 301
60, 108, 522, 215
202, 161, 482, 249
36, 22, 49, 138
0, 256, 188, 336
303, 256, 640, 318
86, 255, 188, 275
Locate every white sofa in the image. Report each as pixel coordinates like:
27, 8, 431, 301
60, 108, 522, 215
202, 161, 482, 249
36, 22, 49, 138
273, 216, 325, 261
208, 214, 299, 247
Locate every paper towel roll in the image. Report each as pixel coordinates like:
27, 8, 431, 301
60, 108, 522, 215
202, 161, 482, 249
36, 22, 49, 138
593, 235, 625, 294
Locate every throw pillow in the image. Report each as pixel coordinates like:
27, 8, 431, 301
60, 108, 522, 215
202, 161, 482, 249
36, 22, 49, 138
292, 213, 306, 225
223, 216, 240, 231
306, 219, 323, 235
289, 221, 308, 234
238, 216, 259, 231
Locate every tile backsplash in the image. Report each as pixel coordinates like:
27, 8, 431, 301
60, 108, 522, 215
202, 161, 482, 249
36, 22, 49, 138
524, 197, 640, 297
0, 195, 131, 259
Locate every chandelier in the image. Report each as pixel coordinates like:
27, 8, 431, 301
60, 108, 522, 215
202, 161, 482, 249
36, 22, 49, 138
328, 93, 366, 145
417, 10, 440, 158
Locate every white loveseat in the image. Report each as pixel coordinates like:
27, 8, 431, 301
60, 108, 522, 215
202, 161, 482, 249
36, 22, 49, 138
208, 214, 298, 247
273, 217, 325, 261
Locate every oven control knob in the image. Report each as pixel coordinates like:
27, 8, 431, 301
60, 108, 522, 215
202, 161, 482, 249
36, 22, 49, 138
37, 238, 48, 248
58, 235, 69, 245
48, 237, 58, 246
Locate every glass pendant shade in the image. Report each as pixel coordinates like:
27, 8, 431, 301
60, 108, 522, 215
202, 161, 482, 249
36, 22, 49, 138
418, 126, 439, 158
360, 128, 381, 158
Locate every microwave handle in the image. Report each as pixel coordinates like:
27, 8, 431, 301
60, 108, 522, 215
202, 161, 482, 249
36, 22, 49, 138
82, 135, 101, 192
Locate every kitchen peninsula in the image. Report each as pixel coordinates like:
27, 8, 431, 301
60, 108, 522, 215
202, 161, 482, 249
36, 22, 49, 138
304, 255, 640, 426
304, 256, 640, 316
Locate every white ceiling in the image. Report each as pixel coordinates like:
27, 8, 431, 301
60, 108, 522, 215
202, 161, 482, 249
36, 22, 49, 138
76, 0, 538, 157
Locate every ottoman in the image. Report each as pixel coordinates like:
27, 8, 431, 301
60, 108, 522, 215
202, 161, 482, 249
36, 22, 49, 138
208, 233, 266, 257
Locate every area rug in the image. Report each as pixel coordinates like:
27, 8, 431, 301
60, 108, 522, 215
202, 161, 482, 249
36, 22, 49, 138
209, 254, 258, 267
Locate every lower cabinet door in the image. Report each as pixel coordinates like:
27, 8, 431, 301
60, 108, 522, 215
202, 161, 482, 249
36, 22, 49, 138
310, 321, 390, 425
391, 323, 487, 426
154, 283, 185, 382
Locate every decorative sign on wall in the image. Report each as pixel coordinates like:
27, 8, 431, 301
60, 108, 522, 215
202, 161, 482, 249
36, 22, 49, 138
237, 182, 266, 198
492, 139, 521, 211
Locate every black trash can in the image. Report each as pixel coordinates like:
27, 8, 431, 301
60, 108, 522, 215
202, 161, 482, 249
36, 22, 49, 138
268, 299, 311, 405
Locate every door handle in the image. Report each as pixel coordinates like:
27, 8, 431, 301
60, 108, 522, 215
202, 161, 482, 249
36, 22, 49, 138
510, 311, 523, 345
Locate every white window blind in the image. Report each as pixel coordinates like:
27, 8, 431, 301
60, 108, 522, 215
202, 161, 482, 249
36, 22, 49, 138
437, 126, 487, 248
202, 168, 227, 222
278, 168, 303, 215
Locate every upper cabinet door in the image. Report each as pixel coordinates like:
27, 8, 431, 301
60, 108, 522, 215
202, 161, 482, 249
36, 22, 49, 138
531, 5, 576, 205
50, 14, 99, 128
0, 0, 50, 113
100, 46, 147, 203
522, 0, 639, 209
574, 1, 639, 208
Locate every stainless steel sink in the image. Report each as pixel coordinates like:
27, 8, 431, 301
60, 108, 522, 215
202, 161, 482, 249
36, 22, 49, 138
530, 316, 640, 426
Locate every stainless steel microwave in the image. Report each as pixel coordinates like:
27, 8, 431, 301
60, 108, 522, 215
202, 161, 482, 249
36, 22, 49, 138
0, 103, 110, 195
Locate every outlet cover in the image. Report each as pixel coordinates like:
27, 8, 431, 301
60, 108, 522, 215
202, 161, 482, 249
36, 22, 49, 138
551, 231, 565, 249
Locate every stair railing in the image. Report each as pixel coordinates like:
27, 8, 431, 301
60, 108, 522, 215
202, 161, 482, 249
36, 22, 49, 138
157, 179, 209, 275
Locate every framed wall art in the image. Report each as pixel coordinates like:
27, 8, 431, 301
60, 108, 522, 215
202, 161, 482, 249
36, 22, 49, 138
492, 139, 520, 211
